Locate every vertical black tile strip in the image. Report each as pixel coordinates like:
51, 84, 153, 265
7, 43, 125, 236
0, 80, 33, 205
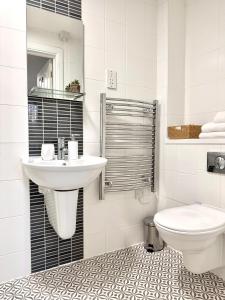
42, 0, 56, 12
30, 181, 46, 273
43, 99, 58, 151
26, 0, 81, 20
45, 207, 59, 269
72, 188, 83, 261
28, 96, 44, 156
56, 0, 69, 16
28, 96, 83, 273
71, 101, 83, 155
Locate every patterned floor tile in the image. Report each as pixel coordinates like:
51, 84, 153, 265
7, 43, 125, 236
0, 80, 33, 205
0, 245, 225, 300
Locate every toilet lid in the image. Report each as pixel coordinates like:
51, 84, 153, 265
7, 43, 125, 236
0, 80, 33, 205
154, 204, 225, 233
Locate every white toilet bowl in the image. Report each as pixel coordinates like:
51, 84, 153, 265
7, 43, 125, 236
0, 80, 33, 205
154, 204, 225, 273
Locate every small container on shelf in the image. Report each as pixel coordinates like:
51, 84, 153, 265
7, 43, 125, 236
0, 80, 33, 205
168, 125, 201, 139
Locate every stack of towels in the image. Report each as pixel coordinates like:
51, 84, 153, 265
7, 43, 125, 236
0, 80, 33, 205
199, 112, 225, 138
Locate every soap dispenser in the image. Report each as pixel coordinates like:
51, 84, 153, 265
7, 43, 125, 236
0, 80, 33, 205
68, 134, 78, 160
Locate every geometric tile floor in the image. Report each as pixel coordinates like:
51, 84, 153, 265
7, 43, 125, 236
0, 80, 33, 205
0, 245, 225, 300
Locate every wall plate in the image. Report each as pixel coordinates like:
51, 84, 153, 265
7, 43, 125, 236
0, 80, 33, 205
207, 152, 225, 174
106, 70, 117, 89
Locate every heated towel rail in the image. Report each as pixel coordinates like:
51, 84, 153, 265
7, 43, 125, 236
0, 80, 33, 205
99, 93, 158, 200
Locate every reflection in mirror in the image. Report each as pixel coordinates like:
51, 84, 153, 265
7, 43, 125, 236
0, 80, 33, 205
28, 55, 53, 90
27, 5, 83, 99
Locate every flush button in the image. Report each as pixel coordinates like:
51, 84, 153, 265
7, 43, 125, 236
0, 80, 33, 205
215, 156, 225, 170
207, 152, 225, 173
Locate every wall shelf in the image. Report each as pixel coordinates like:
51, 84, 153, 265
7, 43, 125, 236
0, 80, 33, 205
29, 87, 84, 101
166, 138, 225, 145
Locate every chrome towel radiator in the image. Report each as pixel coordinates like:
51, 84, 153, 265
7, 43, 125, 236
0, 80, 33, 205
99, 93, 158, 200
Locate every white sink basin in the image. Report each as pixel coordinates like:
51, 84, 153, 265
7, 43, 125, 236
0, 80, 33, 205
22, 155, 107, 240
22, 155, 107, 190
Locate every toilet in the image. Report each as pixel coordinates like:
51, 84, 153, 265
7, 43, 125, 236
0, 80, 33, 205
154, 204, 225, 274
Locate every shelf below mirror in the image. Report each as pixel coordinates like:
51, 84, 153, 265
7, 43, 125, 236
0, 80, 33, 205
29, 87, 84, 101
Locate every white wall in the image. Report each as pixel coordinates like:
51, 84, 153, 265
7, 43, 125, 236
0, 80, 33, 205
0, 0, 157, 281
185, 0, 225, 124
157, 0, 225, 279
166, 0, 225, 126
0, 0, 30, 282
167, 0, 185, 126
82, 0, 158, 258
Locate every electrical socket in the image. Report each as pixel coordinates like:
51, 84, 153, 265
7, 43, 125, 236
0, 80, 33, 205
106, 70, 117, 89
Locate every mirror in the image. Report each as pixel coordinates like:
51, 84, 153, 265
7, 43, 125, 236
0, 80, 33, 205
27, 5, 84, 96
167, 0, 225, 137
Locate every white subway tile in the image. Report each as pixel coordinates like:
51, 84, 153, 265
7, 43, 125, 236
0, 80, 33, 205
125, 85, 155, 101
196, 173, 221, 207
157, 196, 184, 211
187, 82, 219, 115
84, 201, 107, 234
84, 232, 106, 258
84, 79, 105, 112
126, 54, 156, 89
83, 111, 100, 143
0, 250, 30, 283
0, 27, 26, 69
106, 83, 126, 98
83, 142, 100, 156
163, 144, 179, 171
85, 46, 105, 81
84, 178, 99, 205
82, 0, 105, 20
84, 15, 105, 49
0, 180, 28, 218
0, 106, 28, 143
106, 224, 143, 252
105, 0, 125, 23
0, 143, 28, 181
0, 0, 26, 31
187, 50, 219, 87
0, 66, 27, 106
0, 216, 28, 255
185, 0, 219, 56
105, 192, 156, 229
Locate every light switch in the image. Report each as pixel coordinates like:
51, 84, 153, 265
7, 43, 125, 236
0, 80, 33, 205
106, 70, 117, 89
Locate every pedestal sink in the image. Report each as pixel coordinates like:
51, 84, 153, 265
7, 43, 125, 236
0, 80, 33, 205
22, 156, 107, 239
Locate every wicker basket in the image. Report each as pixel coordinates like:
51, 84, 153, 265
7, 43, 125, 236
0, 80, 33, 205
168, 125, 201, 139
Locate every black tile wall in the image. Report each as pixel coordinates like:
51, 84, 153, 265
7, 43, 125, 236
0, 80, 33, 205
28, 96, 83, 273
27, 0, 81, 20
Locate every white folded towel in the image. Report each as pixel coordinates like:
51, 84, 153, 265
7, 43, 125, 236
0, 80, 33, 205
199, 132, 225, 139
201, 122, 225, 133
214, 111, 225, 123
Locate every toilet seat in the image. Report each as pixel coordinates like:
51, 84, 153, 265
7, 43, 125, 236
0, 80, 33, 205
154, 204, 225, 234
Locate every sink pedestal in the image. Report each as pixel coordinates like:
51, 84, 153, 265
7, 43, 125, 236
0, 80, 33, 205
39, 187, 78, 239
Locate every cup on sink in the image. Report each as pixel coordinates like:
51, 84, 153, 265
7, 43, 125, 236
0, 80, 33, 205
41, 144, 55, 161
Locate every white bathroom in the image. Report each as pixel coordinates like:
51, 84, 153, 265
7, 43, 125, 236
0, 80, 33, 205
0, 0, 225, 299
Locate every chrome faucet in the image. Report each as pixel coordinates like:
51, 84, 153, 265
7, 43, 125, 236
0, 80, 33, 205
58, 137, 67, 160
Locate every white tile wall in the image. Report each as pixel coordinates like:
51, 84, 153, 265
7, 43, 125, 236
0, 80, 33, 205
0, 180, 28, 218
0, 0, 26, 31
82, 0, 157, 258
0, 27, 26, 69
185, 0, 225, 124
0, 0, 30, 283
0, 250, 30, 283
157, 0, 225, 279
0, 67, 27, 106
